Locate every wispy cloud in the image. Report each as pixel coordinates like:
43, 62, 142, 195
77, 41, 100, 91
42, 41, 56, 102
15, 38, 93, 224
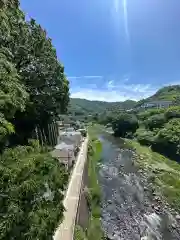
69, 75, 162, 102
69, 75, 180, 102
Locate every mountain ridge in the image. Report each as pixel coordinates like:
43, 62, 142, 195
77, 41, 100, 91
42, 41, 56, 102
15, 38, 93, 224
69, 85, 180, 115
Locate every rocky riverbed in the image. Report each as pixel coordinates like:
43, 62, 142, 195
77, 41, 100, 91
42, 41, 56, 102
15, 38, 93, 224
98, 134, 180, 240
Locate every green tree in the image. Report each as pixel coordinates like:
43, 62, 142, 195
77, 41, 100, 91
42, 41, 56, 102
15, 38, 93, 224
112, 114, 139, 137
154, 118, 180, 157
0, 1, 69, 145
0, 2, 28, 146
165, 106, 180, 120
145, 113, 166, 130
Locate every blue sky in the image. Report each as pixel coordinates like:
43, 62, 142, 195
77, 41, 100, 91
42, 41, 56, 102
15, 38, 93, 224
20, 0, 180, 101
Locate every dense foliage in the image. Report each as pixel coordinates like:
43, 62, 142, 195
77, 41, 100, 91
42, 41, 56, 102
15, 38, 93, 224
112, 114, 139, 137
135, 106, 180, 160
69, 98, 136, 120
135, 85, 180, 108
0, 141, 68, 239
103, 95, 180, 160
0, 1, 70, 239
144, 113, 166, 130
0, 0, 69, 146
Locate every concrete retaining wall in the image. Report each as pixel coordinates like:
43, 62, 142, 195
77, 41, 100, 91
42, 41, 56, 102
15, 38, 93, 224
75, 159, 89, 230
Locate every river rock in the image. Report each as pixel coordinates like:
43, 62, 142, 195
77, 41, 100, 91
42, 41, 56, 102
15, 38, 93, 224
175, 215, 180, 221
143, 186, 148, 191
154, 205, 160, 212
154, 196, 161, 202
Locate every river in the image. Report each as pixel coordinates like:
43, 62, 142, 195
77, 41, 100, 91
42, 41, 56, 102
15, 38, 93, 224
98, 132, 180, 240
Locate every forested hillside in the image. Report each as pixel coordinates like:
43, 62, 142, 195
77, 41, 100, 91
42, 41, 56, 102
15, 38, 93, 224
135, 85, 180, 107
69, 85, 180, 117
69, 98, 136, 115
0, 1, 69, 239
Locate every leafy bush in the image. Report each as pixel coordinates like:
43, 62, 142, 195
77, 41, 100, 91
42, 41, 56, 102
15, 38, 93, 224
74, 226, 87, 240
112, 114, 139, 137
153, 118, 180, 158
145, 113, 166, 130
137, 108, 165, 121
136, 129, 155, 146
0, 144, 68, 239
165, 106, 180, 120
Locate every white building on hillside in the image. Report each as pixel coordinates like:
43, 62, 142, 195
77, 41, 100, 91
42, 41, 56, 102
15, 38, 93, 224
140, 101, 172, 109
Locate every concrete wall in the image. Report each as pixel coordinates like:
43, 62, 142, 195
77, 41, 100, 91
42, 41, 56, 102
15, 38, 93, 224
75, 158, 89, 230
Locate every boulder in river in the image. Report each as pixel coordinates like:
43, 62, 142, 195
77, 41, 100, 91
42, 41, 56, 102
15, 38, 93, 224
175, 215, 180, 221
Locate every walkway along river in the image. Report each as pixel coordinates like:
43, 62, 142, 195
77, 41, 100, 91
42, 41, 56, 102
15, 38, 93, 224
97, 132, 180, 240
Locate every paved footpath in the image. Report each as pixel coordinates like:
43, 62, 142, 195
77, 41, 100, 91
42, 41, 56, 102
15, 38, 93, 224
54, 137, 88, 240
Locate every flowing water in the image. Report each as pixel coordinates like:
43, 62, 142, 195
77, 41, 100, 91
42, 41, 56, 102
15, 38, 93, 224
98, 132, 180, 240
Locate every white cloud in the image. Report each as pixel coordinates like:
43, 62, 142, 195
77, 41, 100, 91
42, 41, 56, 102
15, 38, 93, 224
70, 83, 159, 102
69, 75, 180, 102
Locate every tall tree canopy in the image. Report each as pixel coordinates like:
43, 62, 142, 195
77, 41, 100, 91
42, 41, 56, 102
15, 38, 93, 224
0, 1, 70, 239
0, 0, 69, 145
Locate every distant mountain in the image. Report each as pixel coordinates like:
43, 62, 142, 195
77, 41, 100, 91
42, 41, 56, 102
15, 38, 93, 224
69, 98, 136, 115
135, 85, 180, 107
69, 85, 180, 116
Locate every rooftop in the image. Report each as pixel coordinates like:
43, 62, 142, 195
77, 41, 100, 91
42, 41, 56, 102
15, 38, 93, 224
55, 142, 74, 150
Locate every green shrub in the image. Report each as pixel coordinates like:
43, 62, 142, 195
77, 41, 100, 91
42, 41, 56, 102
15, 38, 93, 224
0, 144, 68, 240
86, 138, 104, 240
153, 118, 180, 159
74, 226, 87, 240
136, 130, 155, 146
112, 114, 139, 137
165, 106, 180, 120
145, 113, 166, 130
137, 108, 165, 121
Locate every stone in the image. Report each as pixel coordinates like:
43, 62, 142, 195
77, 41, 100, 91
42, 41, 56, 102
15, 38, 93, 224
154, 196, 161, 201
154, 206, 160, 212
175, 215, 180, 221
143, 186, 148, 191
172, 223, 176, 229
108, 200, 112, 204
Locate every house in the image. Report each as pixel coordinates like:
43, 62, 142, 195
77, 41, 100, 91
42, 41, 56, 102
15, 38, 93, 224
140, 101, 172, 109
64, 123, 71, 128
51, 142, 75, 170
58, 131, 82, 147
65, 127, 75, 132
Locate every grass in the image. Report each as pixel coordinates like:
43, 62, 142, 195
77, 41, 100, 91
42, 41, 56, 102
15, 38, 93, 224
127, 139, 180, 211
74, 226, 87, 240
74, 127, 104, 240
87, 136, 104, 240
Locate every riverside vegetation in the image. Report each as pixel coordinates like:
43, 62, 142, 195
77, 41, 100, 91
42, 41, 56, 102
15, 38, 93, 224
74, 128, 104, 240
96, 88, 180, 216
0, 1, 69, 239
